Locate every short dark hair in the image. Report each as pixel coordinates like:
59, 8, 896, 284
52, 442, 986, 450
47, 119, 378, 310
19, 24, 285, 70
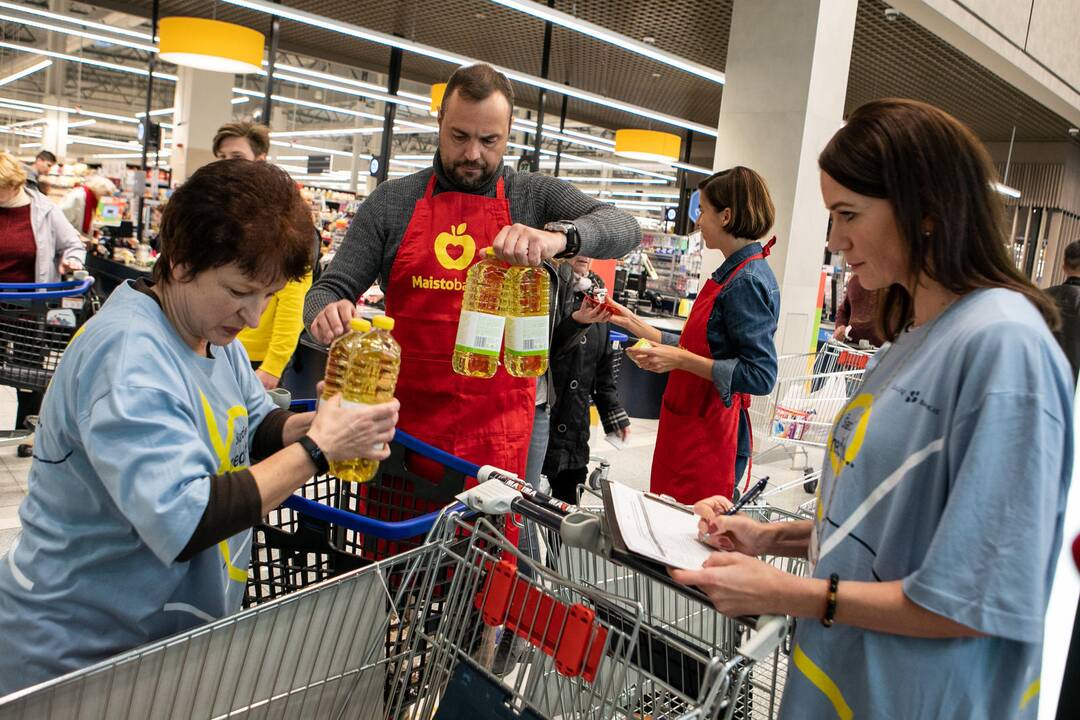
36, 150, 57, 164
698, 166, 775, 240
441, 63, 514, 116
1065, 240, 1080, 273
153, 160, 312, 285
212, 121, 270, 158
819, 98, 1059, 338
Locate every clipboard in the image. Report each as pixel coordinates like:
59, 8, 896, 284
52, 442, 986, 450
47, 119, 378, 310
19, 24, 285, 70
599, 479, 713, 606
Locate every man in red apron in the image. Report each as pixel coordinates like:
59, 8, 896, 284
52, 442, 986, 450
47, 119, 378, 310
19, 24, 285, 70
304, 63, 640, 512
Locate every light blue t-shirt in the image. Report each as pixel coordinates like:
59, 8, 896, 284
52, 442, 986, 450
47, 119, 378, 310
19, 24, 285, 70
780, 289, 1073, 720
0, 281, 275, 694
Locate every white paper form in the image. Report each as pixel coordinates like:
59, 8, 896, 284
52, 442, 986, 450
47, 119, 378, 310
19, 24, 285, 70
608, 482, 714, 571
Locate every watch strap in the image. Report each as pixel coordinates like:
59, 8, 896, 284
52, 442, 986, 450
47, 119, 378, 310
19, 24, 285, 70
549, 222, 580, 258
297, 434, 330, 475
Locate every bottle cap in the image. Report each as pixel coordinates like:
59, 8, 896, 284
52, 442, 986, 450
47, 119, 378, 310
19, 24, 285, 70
349, 318, 372, 332
373, 315, 395, 331
484, 247, 495, 257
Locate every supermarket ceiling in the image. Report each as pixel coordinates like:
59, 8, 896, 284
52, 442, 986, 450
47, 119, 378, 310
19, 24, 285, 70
70, 0, 1076, 147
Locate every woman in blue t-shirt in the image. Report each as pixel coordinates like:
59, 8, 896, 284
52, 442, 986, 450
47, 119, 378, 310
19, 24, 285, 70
674, 100, 1072, 719
0, 161, 399, 694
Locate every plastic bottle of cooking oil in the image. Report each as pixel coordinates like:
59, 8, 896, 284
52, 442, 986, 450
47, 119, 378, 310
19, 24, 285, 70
453, 247, 508, 378
333, 315, 402, 483
504, 266, 549, 377
322, 317, 371, 403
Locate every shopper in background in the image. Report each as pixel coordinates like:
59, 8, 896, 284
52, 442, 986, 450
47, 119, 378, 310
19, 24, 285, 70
609, 167, 780, 503
305, 63, 639, 485
1047, 239, 1080, 385
0, 151, 85, 430
832, 273, 883, 346
213, 121, 313, 390
678, 99, 1072, 720
0, 160, 398, 694
542, 256, 630, 504
59, 174, 116, 238
23, 149, 56, 192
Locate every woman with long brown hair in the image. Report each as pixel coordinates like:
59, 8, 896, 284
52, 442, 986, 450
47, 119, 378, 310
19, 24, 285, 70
673, 99, 1072, 718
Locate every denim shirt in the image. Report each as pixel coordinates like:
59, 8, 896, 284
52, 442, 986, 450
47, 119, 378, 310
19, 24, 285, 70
662, 241, 781, 458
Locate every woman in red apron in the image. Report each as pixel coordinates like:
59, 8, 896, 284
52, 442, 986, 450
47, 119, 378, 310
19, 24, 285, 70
610, 167, 781, 504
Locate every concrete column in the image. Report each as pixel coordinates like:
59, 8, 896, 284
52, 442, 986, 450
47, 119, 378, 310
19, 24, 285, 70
710, 0, 857, 354
170, 66, 234, 183
40, 108, 68, 161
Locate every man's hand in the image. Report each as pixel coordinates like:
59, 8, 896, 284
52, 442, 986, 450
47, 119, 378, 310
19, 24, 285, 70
833, 324, 850, 341
492, 224, 566, 266
310, 298, 357, 345
255, 369, 280, 390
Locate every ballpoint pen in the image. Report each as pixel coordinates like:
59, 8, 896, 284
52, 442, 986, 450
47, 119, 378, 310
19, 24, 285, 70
700, 476, 769, 541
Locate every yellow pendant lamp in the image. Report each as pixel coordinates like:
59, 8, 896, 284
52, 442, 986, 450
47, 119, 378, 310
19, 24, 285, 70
614, 129, 681, 163
158, 17, 265, 74
430, 83, 447, 116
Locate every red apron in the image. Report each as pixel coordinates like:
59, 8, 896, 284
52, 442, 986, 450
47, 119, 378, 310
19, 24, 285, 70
375, 173, 535, 507
650, 238, 775, 504
80, 186, 98, 235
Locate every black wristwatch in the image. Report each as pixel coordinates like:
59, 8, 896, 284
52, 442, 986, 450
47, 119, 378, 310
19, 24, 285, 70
297, 435, 329, 475
546, 221, 580, 258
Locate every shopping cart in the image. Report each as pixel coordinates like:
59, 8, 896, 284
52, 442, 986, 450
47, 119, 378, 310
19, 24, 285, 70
745, 339, 877, 503
0, 275, 97, 452
0, 429, 794, 719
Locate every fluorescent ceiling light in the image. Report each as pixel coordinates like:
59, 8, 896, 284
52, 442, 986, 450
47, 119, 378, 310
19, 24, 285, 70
18, 141, 40, 148
0, 12, 157, 53
563, 176, 670, 185
134, 107, 176, 118
489, 0, 724, 85
0, 59, 52, 87
66, 134, 141, 149
579, 188, 680, 199
993, 182, 1021, 199
219, 0, 715, 137
0, 118, 44, 129
0, 99, 42, 113
508, 141, 675, 182
274, 72, 430, 113
0, 1, 152, 41
0, 41, 175, 81
0, 97, 135, 125
231, 96, 250, 104
233, 88, 365, 118
66, 118, 96, 129
269, 140, 354, 158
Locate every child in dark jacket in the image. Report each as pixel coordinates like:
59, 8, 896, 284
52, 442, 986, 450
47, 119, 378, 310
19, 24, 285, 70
543, 257, 630, 503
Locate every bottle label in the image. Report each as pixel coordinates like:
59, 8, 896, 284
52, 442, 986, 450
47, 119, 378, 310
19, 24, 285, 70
455, 310, 505, 357
340, 399, 385, 451
505, 315, 549, 355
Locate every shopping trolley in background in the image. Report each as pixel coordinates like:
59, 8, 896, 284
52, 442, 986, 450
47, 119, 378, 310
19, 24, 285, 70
0, 428, 796, 719
746, 339, 877, 503
0, 275, 97, 453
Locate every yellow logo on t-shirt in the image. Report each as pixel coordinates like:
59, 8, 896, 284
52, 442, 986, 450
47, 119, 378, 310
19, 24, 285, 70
434, 222, 476, 271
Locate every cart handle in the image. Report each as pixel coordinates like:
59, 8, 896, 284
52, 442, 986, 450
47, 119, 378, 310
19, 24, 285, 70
280, 494, 466, 540
0, 277, 95, 300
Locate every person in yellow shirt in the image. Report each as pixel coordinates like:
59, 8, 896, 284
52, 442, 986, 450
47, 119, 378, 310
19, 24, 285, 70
213, 121, 312, 389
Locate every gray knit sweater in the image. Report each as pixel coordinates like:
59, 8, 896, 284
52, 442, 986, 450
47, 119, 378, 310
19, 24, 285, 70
303, 154, 642, 328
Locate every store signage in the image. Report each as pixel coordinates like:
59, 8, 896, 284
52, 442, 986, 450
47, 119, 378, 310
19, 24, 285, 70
307, 155, 331, 174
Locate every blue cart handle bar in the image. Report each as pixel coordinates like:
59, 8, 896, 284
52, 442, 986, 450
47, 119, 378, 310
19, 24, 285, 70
0, 277, 95, 300
281, 400, 480, 540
